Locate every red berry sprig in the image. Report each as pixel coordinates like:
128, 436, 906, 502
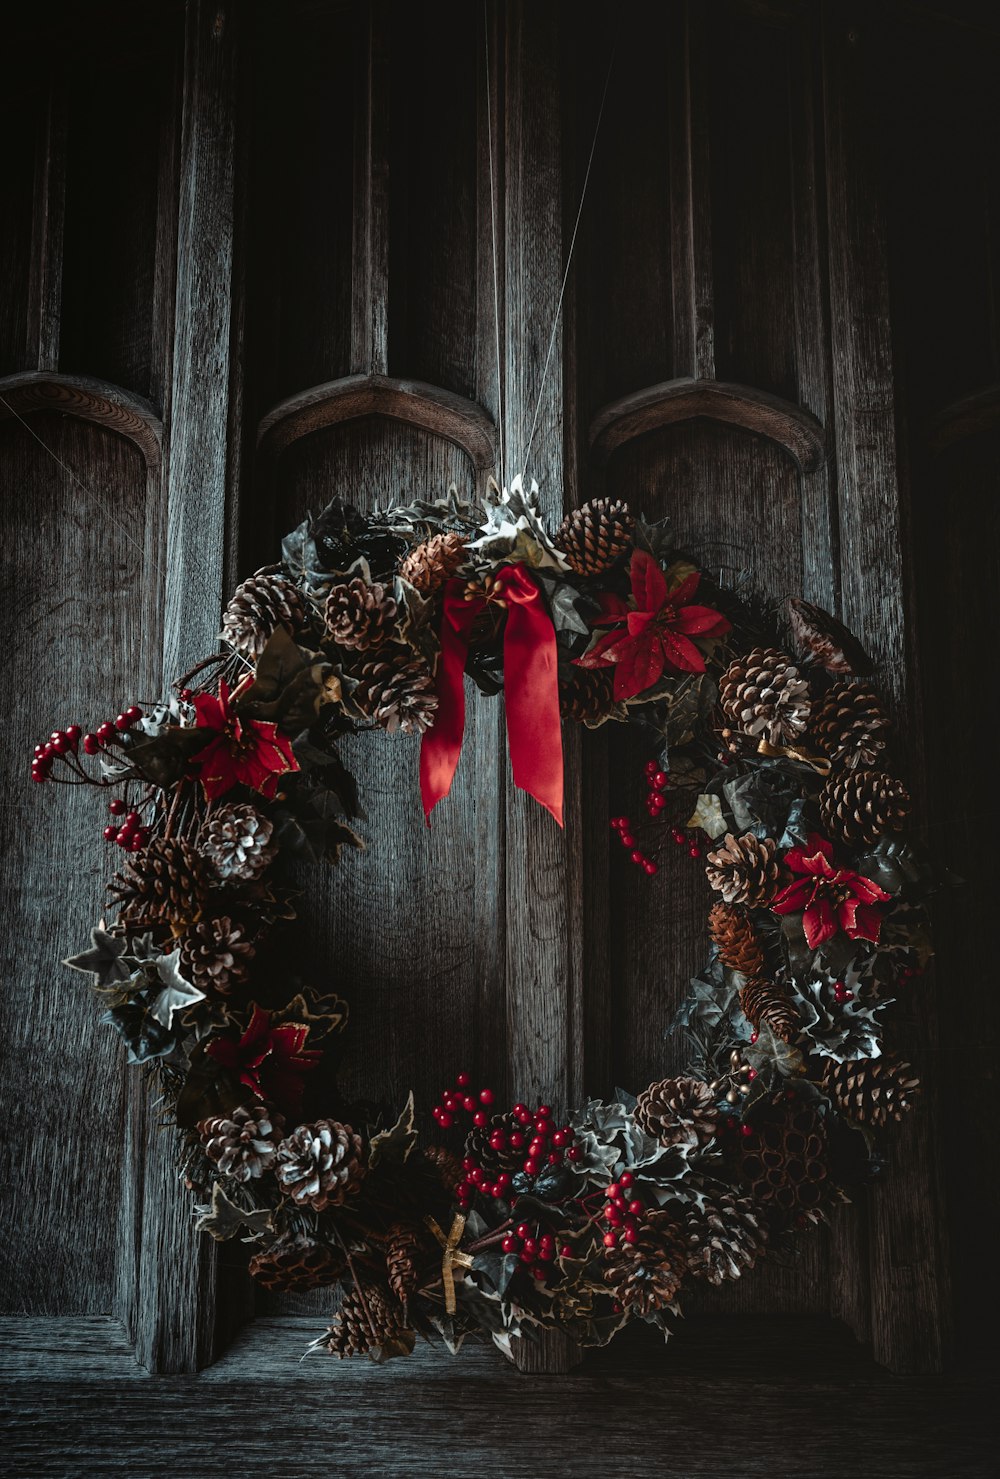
609, 760, 705, 876
434, 1075, 580, 1207
31, 706, 144, 785
599, 1171, 645, 1251
497, 1222, 572, 1285
832, 980, 855, 1005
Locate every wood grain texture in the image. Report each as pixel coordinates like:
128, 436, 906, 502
24, 83, 65, 373
0, 371, 162, 466
1, 1316, 993, 1479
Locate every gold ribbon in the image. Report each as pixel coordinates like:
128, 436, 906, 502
756, 738, 832, 775
424, 1213, 474, 1315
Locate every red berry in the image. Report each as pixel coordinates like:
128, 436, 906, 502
128, 834, 144, 853
516, 1223, 531, 1239
643, 861, 658, 875
502, 1236, 518, 1253
844, 991, 854, 1001
539, 1244, 554, 1261
651, 793, 666, 810
33, 744, 46, 758
124, 705, 143, 723
627, 1199, 643, 1216
65, 724, 82, 741
623, 1227, 638, 1244
114, 714, 130, 732
620, 834, 635, 849
750, 1032, 758, 1044
537, 1104, 552, 1119
552, 1131, 568, 1148
96, 722, 115, 744
671, 828, 684, 844
605, 1207, 622, 1226
456, 1072, 470, 1087
645, 760, 657, 775
437, 1110, 453, 1128
547, 1151, 561, 1165
31, 771, 47, 784
612, 1300, 623, 1314
688, 844, 701, 858
115, 827, 131, 846
559, 1244, 573, 1260
462, 1094, 476, 1112
108, 798, 126, 816
740, 1124, 754, 1138
619, 1171, 633, 1188
653, 772, 668, 789
516, 1109, 532, 1126
83, 734, 100, 755
509, 1131, 525, 1150
102, 825, 117, 841
462, 1157, 476, 1172
522, 1238, 537, 1256
479, 1088, 494, 1105
496, 1173, 512, 1192
630, 849, 644, 865
489, 1131, 507, 1150
566, 1146, 582, 1162
747, 1069, 757, 1081
50, 733, 69, 754
602, 1232, 619, 1249
531, 1263, 548, 1281
524, 1157, 541, 1176
472, 1110, 487, 1128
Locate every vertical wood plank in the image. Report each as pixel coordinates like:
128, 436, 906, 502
822, 0, 950, 1373
668, 1, 714, 383
25, 82, 66, 372
351, 0, 390, 377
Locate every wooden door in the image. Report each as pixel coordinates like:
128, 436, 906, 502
4, 0, 990, 1389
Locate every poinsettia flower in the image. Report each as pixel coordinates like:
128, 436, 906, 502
771, 833, 891, 950
575, 550, 730, 699
206, 1004, 320, 1118
191, 680, 298, 801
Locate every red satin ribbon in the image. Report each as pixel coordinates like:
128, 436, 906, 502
420, 564, 564, 826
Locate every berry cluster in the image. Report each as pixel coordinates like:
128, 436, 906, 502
831, 979, 855, 1005
499, 1221, 574, 1285
31, 706, 143, 784
434, 1074, 580, 1209
609, 759, 706, 876
102, 797, 151, 853
599, 1171, 644, 1250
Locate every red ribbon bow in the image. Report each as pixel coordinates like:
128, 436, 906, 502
420, 564, 564, 826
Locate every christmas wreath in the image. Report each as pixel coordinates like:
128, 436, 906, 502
35, 479, 929, 1364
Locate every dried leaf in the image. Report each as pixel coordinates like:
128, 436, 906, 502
194, 1183, 275, 1242
368, 1090, 418, 1168
687, 792, 727, 839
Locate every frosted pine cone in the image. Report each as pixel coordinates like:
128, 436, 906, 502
324, 577, 398, 651
179, 916, 256, 996
198, 1103, 285, 1181
276, 1119, 366, 1211
603, 1209, 685, 1314
350, 645, 438, 734
201, 803, 277, 882
322, 1284, 408, 1358
810, 680, 890, 771
635, 1076, 719, 1147
221, 568, 306, 657
719, 647, 811, 747
705, 832, 782, 907
665, 1184, 768, 1285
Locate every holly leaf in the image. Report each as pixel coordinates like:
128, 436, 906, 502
64, 925, 131, 987
368, 1090, 417, 1168
194, 1183, 275, 1242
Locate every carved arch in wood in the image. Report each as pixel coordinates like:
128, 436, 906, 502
0, 371, 163, 470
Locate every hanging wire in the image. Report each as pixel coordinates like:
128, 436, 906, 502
483, 0, 505, 492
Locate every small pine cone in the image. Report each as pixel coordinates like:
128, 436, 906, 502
819, 768, 911, 847
665, 1184, 768, 1285
201, 802, 277, 882
109, 836, 209, 931
248, 1232, 347, 1292
399, 532, 468, 596
324, 576, 398, 651
822, 1055, 920, 1127
422, 1144, 463, 1195
810, 680, 890, 771
739, 1097, 831, 1225
323, 1284, 408, 1358
179, 916, 256, 996
465, 1112, 524, 1173
739, 979, 799, 1044
603, 1209, 685, 1315
719, 647, 811, 747
786, 598, 874, 677
350, 644, 438, 735
554, 498, 635, 576
559, 667, 617, 728
276, 1120, 366, 1211
385, 1223, 422, 1304
705, 832, 782, 907
635, 1076, 719, 1148
221, 568, 306, 657
708, 902, 765, 977
198, 1103, 285, 1181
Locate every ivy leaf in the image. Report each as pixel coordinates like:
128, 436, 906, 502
368, 1090, 417, 1169
687, 792, 727, 840
100, 996, 178, 1063
64, 925, 131, 987
122, 725, 209, 788
148, 951, 206, 1028
743, 1025, 805, 1079
194, 1183, 275, 1242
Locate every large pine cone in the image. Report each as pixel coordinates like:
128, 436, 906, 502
822, 1055, 920, 1127
705, 832, 782, 907
553, 497, 634, 576
422, 1144, 463, 1195
664, 1183, 768, 1285
559, 667, 617, 728
350, 645, 438, 734
221, 568, 306, 657
276, 1120, 366, 1211
179, 915, 256, 996
465, 1112, 524, 1173
810, 680, 890, 771
201, 802, 277, 882
740, 1097, 831, 1225
708, 902, 765, 977
322, 1284, 409, 1358
324, 577, 398, 651
739, 979, 799, 1044
635, 1076, 719, 1148
819, 768, 911, 847
603, 1210, 685, 1315
385, 1223, 423, 1304
248, 1233, 347, 1292
399, 532, 468, 596
786, 598, 874, 677
109, 837, 208, 931
719, 647, 811, 747
198, 1103, 285, 1181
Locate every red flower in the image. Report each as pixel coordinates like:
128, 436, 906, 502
206, 1004, 320, 1118
575, 550, 730, 700
771, 833, 891, 950
191, 680, 298, 801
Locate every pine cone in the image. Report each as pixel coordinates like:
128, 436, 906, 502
201, 802, 277, 882
198, 1103, 285, 1181
248, 1232, 347, 1292
786, 598, 874, 676
664, 1184, 768, 1285
464, 1112, 524, 1173
554, 497, 634, 576
323, 1284, 408, 1358
739, 979, 799, 1044
399, 532, 468, 596
822, 1056, 920, 1127
276, 1120, 366, 1211
221, 568, 306, 657
719, 647, 811, 747
324, 577, 398, 651
708, 902, 765, 976
705, 832, 782, 907
603, 1209, 685, 1315
385, 1223, 423, 1304
422, 1144, 463, 1195
179, 916, 256, 996
559, 667, 617, 728
350, 645, 438, 734
740, 1097, 831, 1224
635, 1076, 719, 1148
810, 680, 890, 771
109, 837, 209, 931
819, 768, 911, 846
